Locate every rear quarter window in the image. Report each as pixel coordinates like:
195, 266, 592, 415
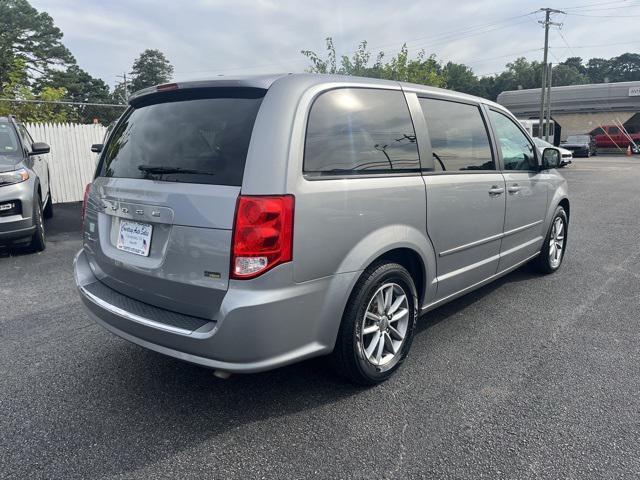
303, 88, 420, 175
98, 88, 264, 186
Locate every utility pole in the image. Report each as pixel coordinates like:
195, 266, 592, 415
538, 8, 564, 138
115, 73, 130, 103
545, 62, 552, 142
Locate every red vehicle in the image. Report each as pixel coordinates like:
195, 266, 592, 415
590, 125, 640, 151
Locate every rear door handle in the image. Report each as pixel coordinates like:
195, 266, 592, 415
488, 186, 505, 196
508, 184, 521, 194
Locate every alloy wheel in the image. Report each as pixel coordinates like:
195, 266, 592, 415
548, 216, 565, 268
360, 283, 410, 366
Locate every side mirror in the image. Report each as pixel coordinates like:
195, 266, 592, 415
542, 147, 560, 169
30, 142, 50, 155
91, 143, 103, 153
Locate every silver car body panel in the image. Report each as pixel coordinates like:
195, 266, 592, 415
75, 73, 569, 373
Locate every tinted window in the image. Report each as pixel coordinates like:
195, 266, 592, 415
609, 126, 619, 134
489, 110, 537, 171
419, 98, 494, 171
0, 122, 20, 157
304, 88, 420, 175
99, 89, 264, 186
591, 127, 605, 135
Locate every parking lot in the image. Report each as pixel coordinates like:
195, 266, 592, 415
1, 155, 639, 479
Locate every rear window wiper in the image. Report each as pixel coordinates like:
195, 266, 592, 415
137, 165, 216, 176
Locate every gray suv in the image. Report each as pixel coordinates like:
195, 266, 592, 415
74, 74, 569, 384
0, 116, 52, 251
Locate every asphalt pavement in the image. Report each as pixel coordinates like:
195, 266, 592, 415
1, 156, 639, 479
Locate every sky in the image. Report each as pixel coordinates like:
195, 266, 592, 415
30, 0, 640, 88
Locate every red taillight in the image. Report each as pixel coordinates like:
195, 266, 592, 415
231, 195, 294, 279
81, 183, 91, 221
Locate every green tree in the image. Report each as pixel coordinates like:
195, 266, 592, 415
36, 65, 121, 123
301, 38, 445, 87
0, 0, 74, 95
301, 37, 338, 74
585, 57, 611, 83
560, 57, 586, 75
443, 62, 485, 97
129, 49, 174, 93
551, 63, 588, 87
0, 58, 69, 122
606, 53, 640, 82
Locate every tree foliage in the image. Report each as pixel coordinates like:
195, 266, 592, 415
301, 38, 445, 87
129, 49, 174, 93
301, 38, 640, 101
0, 58, 69, 122
35, 65, 119, 123
0, 0, 74, 95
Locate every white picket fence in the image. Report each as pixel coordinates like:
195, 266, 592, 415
24, 123, 106, 203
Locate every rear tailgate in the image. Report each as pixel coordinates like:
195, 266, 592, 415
83, 87, 265, 319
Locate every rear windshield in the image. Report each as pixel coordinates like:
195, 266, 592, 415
98, 88, 264, 186
0, 122, 21, 157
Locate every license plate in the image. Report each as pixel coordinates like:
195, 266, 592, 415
116, 220, 153, 257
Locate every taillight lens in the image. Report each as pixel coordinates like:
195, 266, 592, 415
81, 183, 92, 221
231, 195, 294, 279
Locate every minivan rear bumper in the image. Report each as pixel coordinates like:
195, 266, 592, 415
74, 249, 357, 373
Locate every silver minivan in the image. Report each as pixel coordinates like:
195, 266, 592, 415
74, 74, 569, 384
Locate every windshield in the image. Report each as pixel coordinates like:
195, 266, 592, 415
0, 122, 21, 158
98, 89, 264, 186
566, 135, 589, 143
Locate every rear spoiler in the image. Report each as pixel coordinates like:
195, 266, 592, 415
128, 75, 287, 106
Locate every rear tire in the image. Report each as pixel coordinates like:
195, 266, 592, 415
30, 197, 46, 252
331, 261, 418, 385
532, 206, 567, 274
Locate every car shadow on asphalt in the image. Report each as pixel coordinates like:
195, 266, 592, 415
0, 202, 81, 258
416, 266, 539, 334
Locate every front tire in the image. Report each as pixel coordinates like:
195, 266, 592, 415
331, 261, 418, 385
29, 197, 46, 252
532, 206, 567, 274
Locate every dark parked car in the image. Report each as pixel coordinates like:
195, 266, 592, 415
0, 116, 52, 251
561, 135, 597, 157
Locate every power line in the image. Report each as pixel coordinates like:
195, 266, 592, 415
173, 12, 538, 76
561, 0, 630, 10
551, 39, 640, 48
567, 11, 640, 16
564, 1, 640, 11
556, 29, 579, 58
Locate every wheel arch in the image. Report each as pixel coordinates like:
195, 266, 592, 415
335, 225, 437, 310
374, 247, 427, 307
558, 197, 570, 220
